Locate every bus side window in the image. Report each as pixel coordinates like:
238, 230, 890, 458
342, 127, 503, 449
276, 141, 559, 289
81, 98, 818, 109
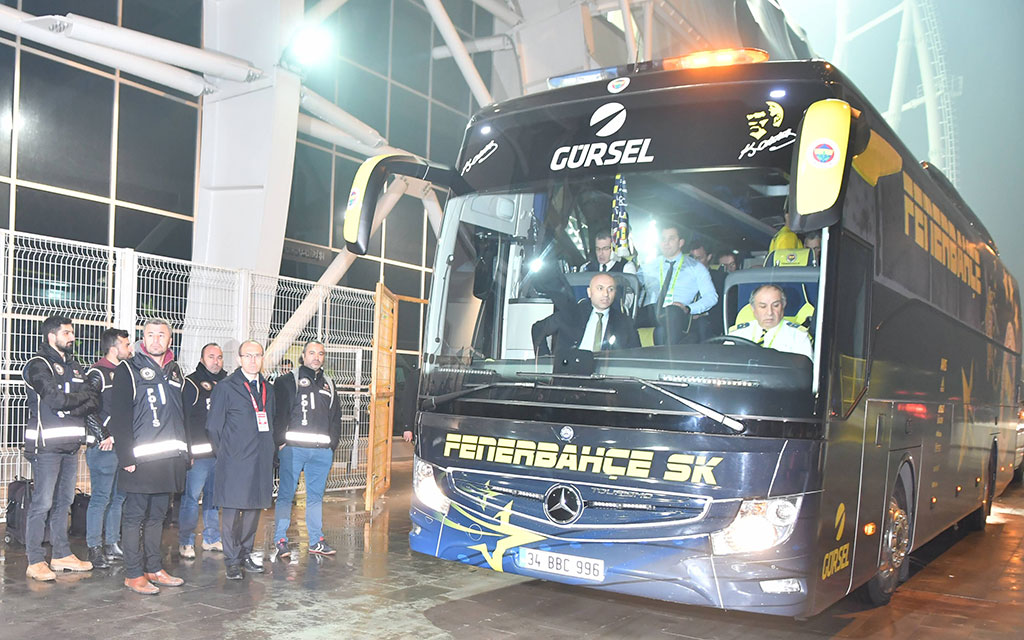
833, 232, 873, 416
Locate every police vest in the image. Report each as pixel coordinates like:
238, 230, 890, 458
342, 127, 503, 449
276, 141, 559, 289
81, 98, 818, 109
25, 356, 88, 453
183, 371, 222, 458
123, 356, 188, 463
285, 369, 335, 448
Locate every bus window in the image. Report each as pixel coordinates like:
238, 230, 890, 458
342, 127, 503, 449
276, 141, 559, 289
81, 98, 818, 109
833, 232, 873, 416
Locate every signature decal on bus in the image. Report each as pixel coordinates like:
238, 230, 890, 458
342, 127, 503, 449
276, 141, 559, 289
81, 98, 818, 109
442, 433, 724, 485
821, 502, 851, 580
738, 100, 796, 160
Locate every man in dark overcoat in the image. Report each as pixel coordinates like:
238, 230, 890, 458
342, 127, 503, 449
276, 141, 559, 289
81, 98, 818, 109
109, 319, 188, 594
207, 340, 276, 580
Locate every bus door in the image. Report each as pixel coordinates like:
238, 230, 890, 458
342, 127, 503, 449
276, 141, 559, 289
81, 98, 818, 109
849, 399, 895, 591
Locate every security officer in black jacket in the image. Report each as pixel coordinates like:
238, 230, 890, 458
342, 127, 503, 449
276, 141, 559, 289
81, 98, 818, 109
23, 315, 100, 582
109, 319, 188, 595
272, 341, 342, 558
177, 343, 226, 559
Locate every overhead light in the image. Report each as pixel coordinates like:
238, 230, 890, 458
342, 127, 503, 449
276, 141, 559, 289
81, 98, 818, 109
283, 24, 334, 70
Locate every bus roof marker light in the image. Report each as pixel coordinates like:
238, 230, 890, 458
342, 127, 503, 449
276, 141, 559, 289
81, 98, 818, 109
662, 48, 769, 71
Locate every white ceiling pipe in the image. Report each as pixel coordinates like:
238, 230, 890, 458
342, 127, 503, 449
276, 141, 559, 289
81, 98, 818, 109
423, 0, 493, 108
431, 34, 513, 60
297, 113, 401, 158
0, 6, 212, 95
619, 0, 638, 62
469, 0, 522, 26
299, 87, 386, 149
36, 13, 263, 82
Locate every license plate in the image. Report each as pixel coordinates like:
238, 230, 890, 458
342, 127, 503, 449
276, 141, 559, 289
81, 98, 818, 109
517, 547, 605, 582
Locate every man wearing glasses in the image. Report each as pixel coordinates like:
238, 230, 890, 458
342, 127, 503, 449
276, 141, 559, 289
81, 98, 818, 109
207, 341, 277, 580
582, 231, 637, 274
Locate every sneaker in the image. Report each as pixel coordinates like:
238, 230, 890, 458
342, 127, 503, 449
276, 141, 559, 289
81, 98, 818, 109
179, 544, 196, 559
308, 538, 336, 556
51, 554, 93, 572
26, 562, 56, 582
275, 538, 291, 559
202, 539, 223, 552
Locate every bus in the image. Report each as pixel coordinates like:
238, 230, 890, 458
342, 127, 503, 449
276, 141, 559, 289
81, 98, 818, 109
342, 49, 1021, 617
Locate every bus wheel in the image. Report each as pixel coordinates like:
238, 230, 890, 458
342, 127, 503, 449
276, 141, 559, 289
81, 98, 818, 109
861, 481, 911, 607
965, 447, 997, 531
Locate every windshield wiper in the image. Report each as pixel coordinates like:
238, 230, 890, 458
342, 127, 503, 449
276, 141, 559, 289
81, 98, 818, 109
516, 372, 745, 433
422, 378, 616, 410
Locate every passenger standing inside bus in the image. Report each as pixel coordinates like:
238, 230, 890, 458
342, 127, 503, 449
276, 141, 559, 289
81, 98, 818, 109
109, 318, 188, 594
207, 340, 276, 580
729, 284, 813, 359
178, 343, 226, 559
637, 225, 718, 344
273, 340, 342, 559
23, 315, 100, 581
582, 231, 637, 273
84, 328, 133, 569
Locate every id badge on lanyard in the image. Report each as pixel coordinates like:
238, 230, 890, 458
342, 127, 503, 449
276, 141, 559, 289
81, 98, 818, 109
244, 380, 270, 432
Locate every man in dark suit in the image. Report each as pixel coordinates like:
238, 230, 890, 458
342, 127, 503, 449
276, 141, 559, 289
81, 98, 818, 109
207, 340, 276, 580
533, 272, 641, 357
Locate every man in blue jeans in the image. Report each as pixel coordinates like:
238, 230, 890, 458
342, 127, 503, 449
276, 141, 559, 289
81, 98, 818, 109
23, 315, 100, 581
273, 341, 342, 558
84, 328, 133, 568
178, 343, 227, 558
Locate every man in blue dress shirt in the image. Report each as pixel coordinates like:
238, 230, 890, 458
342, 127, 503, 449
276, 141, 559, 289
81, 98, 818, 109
637, 224, 718, 345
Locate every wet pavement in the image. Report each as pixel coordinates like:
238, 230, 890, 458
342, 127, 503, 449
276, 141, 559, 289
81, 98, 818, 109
2, 462, 1024, 639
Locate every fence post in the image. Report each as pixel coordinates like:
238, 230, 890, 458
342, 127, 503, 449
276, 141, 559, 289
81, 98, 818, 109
235, 269, 252, 351
113, 247, 139, 330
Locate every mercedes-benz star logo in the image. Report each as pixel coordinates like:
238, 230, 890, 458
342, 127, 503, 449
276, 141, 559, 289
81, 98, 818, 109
543, 484, 584, 525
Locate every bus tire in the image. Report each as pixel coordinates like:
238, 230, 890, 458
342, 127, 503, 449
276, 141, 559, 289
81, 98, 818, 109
965, 446, 997, 531
860, 479, 911, 607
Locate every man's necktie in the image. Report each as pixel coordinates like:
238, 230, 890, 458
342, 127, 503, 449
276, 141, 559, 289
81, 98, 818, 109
756, 329, 766, 345
601, 264, 606, 272
656, 261, 675, 308
593, 312, 604, 351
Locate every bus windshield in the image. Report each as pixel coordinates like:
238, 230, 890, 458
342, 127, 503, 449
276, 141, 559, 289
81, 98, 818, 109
424, 164, 826, 432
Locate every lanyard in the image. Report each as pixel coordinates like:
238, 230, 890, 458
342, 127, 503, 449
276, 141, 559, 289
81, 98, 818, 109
242, 379, 266, 413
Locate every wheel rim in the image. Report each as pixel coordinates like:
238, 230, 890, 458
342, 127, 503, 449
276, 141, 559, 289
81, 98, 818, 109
881, 495, 910, 583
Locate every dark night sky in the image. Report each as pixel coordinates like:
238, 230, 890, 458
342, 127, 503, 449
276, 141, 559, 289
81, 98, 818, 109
780, 0, 1024, 283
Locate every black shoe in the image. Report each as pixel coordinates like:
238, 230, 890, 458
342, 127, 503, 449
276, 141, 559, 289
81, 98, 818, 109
88, 546, 111, 569
241, 556, 264, 573
104, 542, 124, 561
225, 564, 244, 580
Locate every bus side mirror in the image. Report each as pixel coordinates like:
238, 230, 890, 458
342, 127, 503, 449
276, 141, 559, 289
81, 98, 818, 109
343, 154, 453, 255
787, 99, 869, 233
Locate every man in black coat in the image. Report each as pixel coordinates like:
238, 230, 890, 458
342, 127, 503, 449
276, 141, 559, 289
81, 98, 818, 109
109, 319, 188, 594
532, 272, 641, 357
207, 340, 276, 580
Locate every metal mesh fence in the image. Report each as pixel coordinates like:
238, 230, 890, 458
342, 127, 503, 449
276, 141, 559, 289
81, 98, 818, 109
0, 230, 378, 520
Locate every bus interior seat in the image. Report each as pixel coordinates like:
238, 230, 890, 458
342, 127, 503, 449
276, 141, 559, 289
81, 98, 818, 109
764, 247, 812, 267
723, 267, 819, 336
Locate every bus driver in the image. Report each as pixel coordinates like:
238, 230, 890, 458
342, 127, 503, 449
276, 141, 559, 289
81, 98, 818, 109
728, 284, 813, 359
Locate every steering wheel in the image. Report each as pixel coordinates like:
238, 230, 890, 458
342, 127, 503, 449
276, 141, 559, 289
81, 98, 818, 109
703, 335, 759, 347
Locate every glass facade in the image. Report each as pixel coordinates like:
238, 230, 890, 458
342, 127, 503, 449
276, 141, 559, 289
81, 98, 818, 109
0, 0, 200, 256
283, 0, 495, 363
1, 0, 495, 381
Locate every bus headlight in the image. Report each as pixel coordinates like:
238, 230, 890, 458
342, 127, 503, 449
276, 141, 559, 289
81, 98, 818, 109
711, 496, 802, 555
413, 457, 450, 516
